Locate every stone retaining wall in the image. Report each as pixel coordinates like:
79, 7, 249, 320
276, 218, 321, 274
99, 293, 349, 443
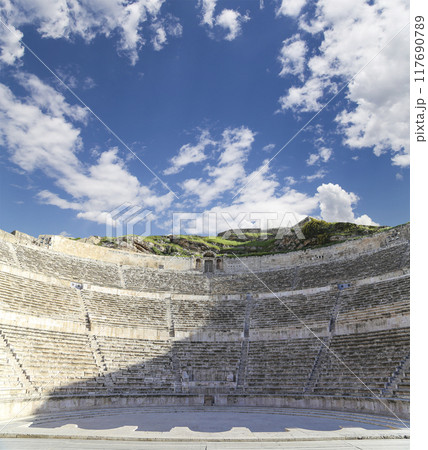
0, 393, 409, 421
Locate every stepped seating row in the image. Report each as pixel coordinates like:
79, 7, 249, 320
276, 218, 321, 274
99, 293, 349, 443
339, 276, 409, 313
244, 337, 321, 394
336, 301, 409, 326
313, 328, 410, 398
296, 244, 408, 289
82, 293, 247, 331
335, 277, 410, 326
82, 291, 167, 329
0, 324, 100, 394
251, 291, 336, 328
122, 266, 209, 293
208, 243, 408, 294
174, 342, 241, 391
96, 336, 175, 391
209, 268, 296, 295
15, 245, 122, 288
0, 326, 410, 399
0, 241, 18, 267
400, 246, 410, 269
4, 240, 409, 294
394, 369, 410, 398
0, 270, 84, 322
172, 298, 246, 330
0, 270, 409, 334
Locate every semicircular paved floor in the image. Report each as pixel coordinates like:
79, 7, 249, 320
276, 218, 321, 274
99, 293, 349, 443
0, 406, 410, 445
27, 406, 408, 432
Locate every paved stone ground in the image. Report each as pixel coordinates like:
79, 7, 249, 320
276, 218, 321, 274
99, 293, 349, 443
0, 407, 410, 446
0, 439, 411, 449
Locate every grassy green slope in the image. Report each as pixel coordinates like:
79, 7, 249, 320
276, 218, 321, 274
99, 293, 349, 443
80, 218, 394, 258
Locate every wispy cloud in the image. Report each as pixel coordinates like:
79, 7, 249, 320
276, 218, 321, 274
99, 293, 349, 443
198, 0, 250, 41
164, 130, 214, 176
306, 147, 332, 166
180, 127, 255, 206
0, 75, 174, 224
262, 143, 276, 152
303, 169, 327, 182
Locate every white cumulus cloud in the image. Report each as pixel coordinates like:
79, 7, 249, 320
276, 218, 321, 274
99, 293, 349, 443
176, 127, 376, 234
198, 0, 249, 41
277, 0, 409, 167
0, 0, 180, 65
317, 183, 378, 225
279, 76, 328, 112
215, 9, 249, 41
278, 34, 307, 79
276, 0, 307, 17
0, 22, 24, 65
199, 0, 217, 27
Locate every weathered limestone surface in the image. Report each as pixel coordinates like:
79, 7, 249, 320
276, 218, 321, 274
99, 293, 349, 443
0, 225, 410, 419
122, 265, 209, 293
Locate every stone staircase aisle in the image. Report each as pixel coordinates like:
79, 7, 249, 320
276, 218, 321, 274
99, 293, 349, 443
0, 330, 35, 394
167, 296, 182, 392
303, 289, 342, 394
76, 290, 115, 388
382, 352, 410, 397
236, 293, 253, 392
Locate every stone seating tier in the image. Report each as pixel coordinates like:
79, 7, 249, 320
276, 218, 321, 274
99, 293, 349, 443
336, 301, 409, 326
209, 243, 408, 294
0, 229, 410, 410
0, 241, 18, 267
1, 324, 100, 393
209, 268, 296, 294
171, 298, 246, 330
339, 277, 409, 314
82, 291, 167, 328
313, 328, 410, 398
0, 352, 25, 396
174, 342, 241, 383
0, 271, 83, 322
122, 266, 209, 293
244, 338, 322, 394
96, 336, 175, 391
294, 243, 408, 289
5, 239, 409, 295
15, 245, 122, 288
251, 291, 336, 328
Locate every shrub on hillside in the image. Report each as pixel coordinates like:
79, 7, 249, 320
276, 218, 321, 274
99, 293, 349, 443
302, 219, 330, 239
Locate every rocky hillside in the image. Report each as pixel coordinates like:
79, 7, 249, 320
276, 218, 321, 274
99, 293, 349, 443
74, 218, 393, 258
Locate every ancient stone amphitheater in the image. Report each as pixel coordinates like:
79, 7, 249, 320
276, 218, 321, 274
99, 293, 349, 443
0, 224, 410, 432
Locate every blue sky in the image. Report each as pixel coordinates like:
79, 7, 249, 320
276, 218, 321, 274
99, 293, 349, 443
0, 0, 410, 238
